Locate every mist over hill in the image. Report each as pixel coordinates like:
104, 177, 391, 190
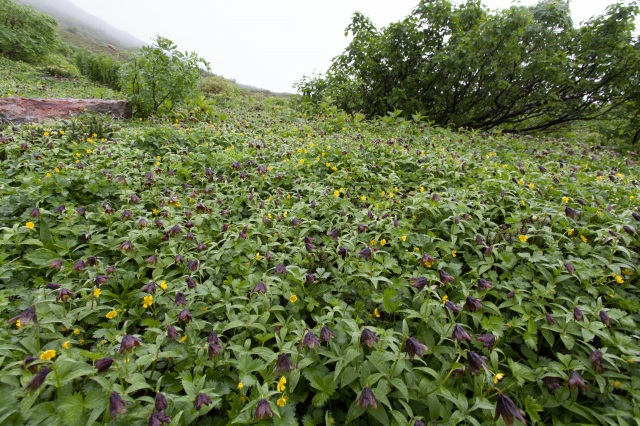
16, 0, 144, 50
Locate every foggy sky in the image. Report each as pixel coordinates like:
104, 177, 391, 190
66, 0, 639, 93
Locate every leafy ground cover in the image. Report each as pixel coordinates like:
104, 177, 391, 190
0, 56, 121, 100
0, 95, 639, 425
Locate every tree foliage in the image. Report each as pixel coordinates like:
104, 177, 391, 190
119, 36, 209, 117
296, 0, 640, 137
0, 0, 58, 63
75, 50, 122, 90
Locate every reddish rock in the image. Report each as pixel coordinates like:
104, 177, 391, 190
0, 97, 131, 124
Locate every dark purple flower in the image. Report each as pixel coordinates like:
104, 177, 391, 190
26, 366, 51, 391
103, 203, 115, 214
336, 246, 349, 260
106, 265, 116, 275
239, 225, 248, 239
465, 297, 483, 313
438, 269, 454, 285
565, 206, 580, 219
53, 205, 66, 214
414, 420, 426, 426
23, 355, 39, 373
275, 353, 292, 374
130, 194, 141, 204
177, 309, 192, 324
452, 324, 471, 342
542, 376, 563, 393
46, 283, 61, 290
9, 306, 37, 326
477, 278, 493, 290
142, 281, 156, 294
410, 277, 429, 291
109, 391, 127, 418
56, 288, 75, 303
623, 225, 635, 235
174, 292, 187, 306
305, 242, 315, 253
146, 255, 158, 265
119, 334, 141, 354
360, 328, 379, 347
149, 411, 171, 426
475, 235, 484, 245
168, 225, 182, 236
327, 228, 340, 240
274, 263, 287, 276
49, 259, 63, 271
567, 371, 588, 390
545, 312, 556, 325
445, 300, 461, 314
357, 387, 378, 410
573, 307, 583, 322
30, 207, 41, 217
405, 337, 428, 360
186, 259, 199, 271
95, 275, 108, 286
599, 310, 611, 327
306, 273, 316, 284
255, 399, 273, 420
94, 357, 114, 373
121, 209, 133, 219
357, 224, 368, 233
174, 254, 184, 265
320, 325, 336, 343
252, 282, 267, 294
302, 331, 321, 349
466, 351, 487, 374
476, 334, 496, 351
118, 241, 134, 252
589, 349, 606, 372
155, 393, 168, 412
72, 259, 86, 272
565, 261, 575, 274
359, 246, 373, 261
485, 245, 493, 256
167, 325, 178, 340
420, 253, 435, 267
187, 277, 196, 289
195, 393, 212, 410
494, 394, 527, 426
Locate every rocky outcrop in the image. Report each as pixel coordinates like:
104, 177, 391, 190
0, 97, 131, 124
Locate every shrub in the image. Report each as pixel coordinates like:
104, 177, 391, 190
119, 36, 209, 117
75, 50, 121, 90
0, 0, 58, 63
200, 75, 237, 97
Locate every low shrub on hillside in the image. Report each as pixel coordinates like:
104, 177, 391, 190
75, 50, 121, 90
0, 0, 58, 63
201, 75, 238, 97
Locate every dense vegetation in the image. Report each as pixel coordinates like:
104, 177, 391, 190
1, 95, 640, 425
2, 0, 640, 425
0, 0, 58, 63
296, 0, 640, 144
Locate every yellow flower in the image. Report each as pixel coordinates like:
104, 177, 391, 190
442, 295, 449, 304
277, 376, 287, 392
401, 235, 407, 242
568, 228, 574, 236
93, 288, 101, 297
326, 162, 331, 167
15, 319, 22, 329
40, 349, 56, 360
60, 130, 65, 135
54, 167, 60, 173
451, 250, 457, 257
614, 380, 622, 388
159, 281, 168, 290
380, 239, 387, 246
299, 159, 304, 164
256, 252, 262, 261
623, 268, 633, 275
370, 239, 377, 246
62, 341, 70, 349
414, 247, 420, 252
86, 149, 92, 154
332, 166, 337, 171
420, 186, 425, 192
106, 310, 117, 319
277, 396, 287, 407
25, 221, 35, 230
237, 382, 244, 390
45, 172, 52, 178
381, 191, 386, 196
518, 235, 528, 243
493, 373, 505, 384
361, 196, 367, 201
179, 335, 188, 343
374, 308, 380, 318
615, 275, 624, 284
529, 183, 535, 189
289, 294, 298, 303
43, 132, 50, 137
580, 235, 587, 243
389, 192, 394, 198
283, 211, 288, 218
562, 197, 569, 203
73, 328, 80, 335
143, 295, 153, 308
520, 200, 525, 206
